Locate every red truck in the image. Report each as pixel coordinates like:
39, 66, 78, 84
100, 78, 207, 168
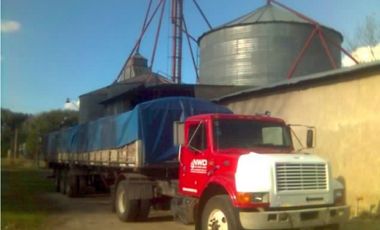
46, 97, 349, 230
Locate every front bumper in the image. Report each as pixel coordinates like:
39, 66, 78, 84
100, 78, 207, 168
239, 205, 349, 230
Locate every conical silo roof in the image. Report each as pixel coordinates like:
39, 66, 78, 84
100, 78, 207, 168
222, 4, 309, 26
199, 3, 341, 41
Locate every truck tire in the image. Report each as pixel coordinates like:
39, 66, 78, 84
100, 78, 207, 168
137, 199, 151, 221
115, 180, 139, 221
201, 195, 240, 230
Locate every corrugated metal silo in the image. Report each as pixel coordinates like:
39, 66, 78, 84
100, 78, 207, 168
198, 4, 343, 86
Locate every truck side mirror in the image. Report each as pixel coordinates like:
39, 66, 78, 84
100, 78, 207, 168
306, 129, 314, 148
173, 122, 185, 145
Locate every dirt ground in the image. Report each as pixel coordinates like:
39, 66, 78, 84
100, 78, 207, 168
42, 193, 194, 230
41, 192, 380, 230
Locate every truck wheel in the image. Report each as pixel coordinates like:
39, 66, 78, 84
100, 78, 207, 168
137, 199, 151, 221
115, 180, 139, 221
201, 195, 240, 230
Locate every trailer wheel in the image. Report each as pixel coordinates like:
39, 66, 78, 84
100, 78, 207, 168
115, 180, 139, 221
137, 199, 151, 221
201, 195, 240, 230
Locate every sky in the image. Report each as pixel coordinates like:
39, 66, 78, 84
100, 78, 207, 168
1, 0, 379, 114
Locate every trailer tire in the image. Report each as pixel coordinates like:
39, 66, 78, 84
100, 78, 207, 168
201, 195, 240, 230
115, 180, 139, 222
137, 199, 151, 221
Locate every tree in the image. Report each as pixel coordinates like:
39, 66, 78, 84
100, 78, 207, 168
23, 110, 79, 160
346, 14, 380, 61
1, 109, 30, 158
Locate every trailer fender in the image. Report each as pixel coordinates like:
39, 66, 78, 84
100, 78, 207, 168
113, 173, 154, 221
114, 173, 154, 200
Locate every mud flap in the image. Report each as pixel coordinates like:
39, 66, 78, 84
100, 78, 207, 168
171, 196, 198, 225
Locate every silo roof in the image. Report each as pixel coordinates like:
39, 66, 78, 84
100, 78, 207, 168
198, 3, 342, 43
222, 4, 309, 27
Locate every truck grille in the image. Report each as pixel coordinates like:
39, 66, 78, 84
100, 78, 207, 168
275, 163, 327, 192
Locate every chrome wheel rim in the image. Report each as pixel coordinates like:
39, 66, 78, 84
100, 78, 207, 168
207, 209, 228, 230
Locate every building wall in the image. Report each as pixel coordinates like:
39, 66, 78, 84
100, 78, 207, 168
79, 90, 107, 124
221, 69, 380, 215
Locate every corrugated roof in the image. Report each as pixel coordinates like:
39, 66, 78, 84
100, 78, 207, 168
98, 74, 172, 104
213, 61, 380, 103
221, 4, 309, 27
118, 73, 173, 85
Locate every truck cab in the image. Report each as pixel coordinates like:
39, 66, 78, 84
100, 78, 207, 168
177, 113, 348, 230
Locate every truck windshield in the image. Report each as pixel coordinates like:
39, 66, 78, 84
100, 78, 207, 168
213, 119, 292, 150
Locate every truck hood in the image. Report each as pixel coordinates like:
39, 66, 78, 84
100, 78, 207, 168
235, 152, 333, 207
235, 152, 327, 192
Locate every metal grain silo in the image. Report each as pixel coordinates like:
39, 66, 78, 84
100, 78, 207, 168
198, 4, 343, 86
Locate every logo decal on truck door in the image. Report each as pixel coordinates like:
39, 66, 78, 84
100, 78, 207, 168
190, 159, 208, 174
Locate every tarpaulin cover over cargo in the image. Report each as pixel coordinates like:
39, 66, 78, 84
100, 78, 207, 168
45, 97, 232, 164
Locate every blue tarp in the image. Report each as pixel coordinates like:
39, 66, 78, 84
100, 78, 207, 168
46, 97, 232, 164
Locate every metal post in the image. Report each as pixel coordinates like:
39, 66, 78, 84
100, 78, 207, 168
318, 28, 337, 69
171, 0, 183, 83
183, 16, 199, 82
287, 28, 318, 79
150, 0, 166, 69
114, 0, 163, 83
192, 0, 212, 30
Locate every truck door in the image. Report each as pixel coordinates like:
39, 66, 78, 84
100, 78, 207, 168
179, 120, 211, 197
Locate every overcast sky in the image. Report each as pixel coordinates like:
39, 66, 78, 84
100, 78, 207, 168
1, 0, 379, 114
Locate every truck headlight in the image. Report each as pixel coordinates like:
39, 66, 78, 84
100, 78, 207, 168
236, 192, 269, 205
334, 189, 345, 205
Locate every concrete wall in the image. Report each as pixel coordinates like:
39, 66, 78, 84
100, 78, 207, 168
221, 67, 380, 216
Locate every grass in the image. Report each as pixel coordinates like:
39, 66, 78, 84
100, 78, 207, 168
1, 159, 55, 230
